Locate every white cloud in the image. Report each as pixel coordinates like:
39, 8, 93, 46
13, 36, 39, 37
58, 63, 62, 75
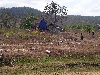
68, 5, 85, 16
0, 0, 100, 16
67, 0, 100, 16
83, 4, 100, 16
87, 4, 100, 12
80, 0, 92, 4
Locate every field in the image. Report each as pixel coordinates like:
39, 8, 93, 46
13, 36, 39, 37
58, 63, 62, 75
0, 28, 100, 75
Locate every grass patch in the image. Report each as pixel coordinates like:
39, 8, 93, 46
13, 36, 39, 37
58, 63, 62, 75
0, 52, 100, 74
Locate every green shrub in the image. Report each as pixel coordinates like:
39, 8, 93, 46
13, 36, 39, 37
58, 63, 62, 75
21, 16, 37, 29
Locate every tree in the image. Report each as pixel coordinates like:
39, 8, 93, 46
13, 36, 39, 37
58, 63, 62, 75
20, 14, 37, 29
43, 1, 68, 25
1, 8, 14, 28
83, 25, 94, 33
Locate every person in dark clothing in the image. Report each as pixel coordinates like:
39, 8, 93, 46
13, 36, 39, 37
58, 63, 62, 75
92, 32, 94, 38
80, 33, 84, 40
39, 18, 47, 31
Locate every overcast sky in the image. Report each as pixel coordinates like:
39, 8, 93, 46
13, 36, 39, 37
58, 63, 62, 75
0, 0, 100, 16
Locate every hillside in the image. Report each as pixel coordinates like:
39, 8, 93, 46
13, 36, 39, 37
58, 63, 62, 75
66, 15, 100, 25
0, 7, 100, 28
0, 7, 42, 18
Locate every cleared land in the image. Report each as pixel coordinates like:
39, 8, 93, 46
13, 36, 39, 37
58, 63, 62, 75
0, 29, 100, 75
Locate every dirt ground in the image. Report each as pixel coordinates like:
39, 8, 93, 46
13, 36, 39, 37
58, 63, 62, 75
0, 31, 100, 75
19, 72, 100, 75
0, 31, 100, 56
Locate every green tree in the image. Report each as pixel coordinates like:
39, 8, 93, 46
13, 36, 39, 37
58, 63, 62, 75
1, 8, 14, 28
43, 1, 68, 25
20, 15, 37, 29
83, 25, 94, 32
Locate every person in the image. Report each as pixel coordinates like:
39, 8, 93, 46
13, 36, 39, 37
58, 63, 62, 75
80, 33, 84, 40
92, 31, 94, 38
38, 18, 47, 31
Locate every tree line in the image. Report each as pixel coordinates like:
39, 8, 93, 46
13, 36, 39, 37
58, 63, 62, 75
0, 6, 100, 30
0, 7, 41, 28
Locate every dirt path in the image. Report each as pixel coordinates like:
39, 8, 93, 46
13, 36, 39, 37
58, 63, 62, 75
20, 72, 100, 75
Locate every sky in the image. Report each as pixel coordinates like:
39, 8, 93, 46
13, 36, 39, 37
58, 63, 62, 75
0, 0, 100, 16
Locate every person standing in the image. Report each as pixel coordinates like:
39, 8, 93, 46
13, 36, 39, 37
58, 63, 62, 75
80, 33, 84, 40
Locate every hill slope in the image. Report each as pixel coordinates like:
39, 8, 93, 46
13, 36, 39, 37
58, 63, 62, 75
0, 7, 100, 26
0, 7, 42, 18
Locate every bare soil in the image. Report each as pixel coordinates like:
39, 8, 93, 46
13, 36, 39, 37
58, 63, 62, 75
20, 72, 100, 75
0, 31, 100, 75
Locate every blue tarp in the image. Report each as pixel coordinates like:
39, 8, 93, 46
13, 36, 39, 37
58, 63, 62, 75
39, 19, 47, 30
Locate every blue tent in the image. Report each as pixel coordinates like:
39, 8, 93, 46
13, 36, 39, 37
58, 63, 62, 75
39, 19, 47, 30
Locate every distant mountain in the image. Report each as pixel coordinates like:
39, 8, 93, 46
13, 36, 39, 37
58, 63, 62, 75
59, 15, 100, 26
0, 7, 42, 18
0, 7, 100, 26
47, 15, 100, 26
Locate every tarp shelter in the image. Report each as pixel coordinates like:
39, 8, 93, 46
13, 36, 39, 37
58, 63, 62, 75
39, 19, 47, 30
